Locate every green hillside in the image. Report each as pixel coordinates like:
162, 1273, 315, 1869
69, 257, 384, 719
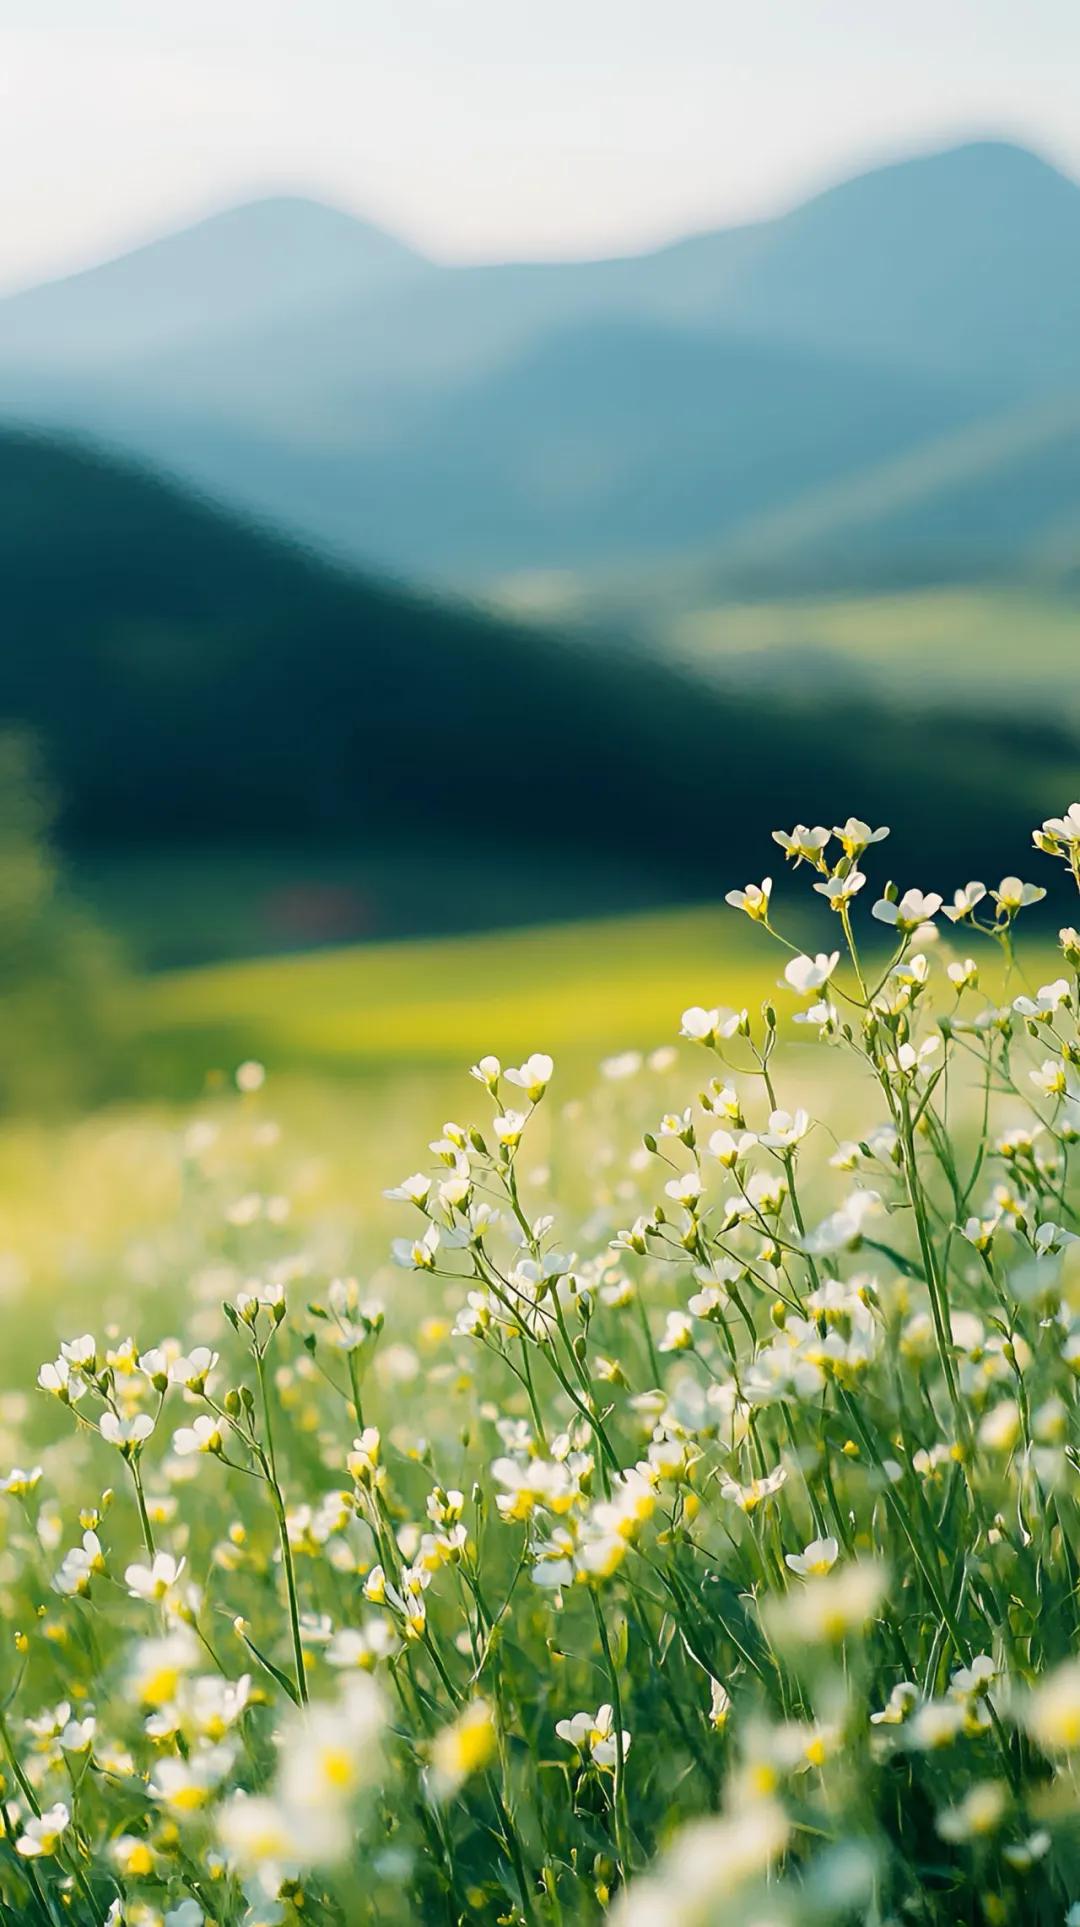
662, 585, 1080, 714
2, 424, 1077, 959
0, 426, 737, 866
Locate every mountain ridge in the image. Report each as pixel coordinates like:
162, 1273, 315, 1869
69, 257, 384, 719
1, 137, 1078, 587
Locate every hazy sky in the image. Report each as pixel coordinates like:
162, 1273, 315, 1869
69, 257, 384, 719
3, 0, 1079, 290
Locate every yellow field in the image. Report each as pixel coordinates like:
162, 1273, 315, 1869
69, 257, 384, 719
133, 905, 774, 1075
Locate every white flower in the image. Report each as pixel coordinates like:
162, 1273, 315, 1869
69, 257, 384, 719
785, 1535, 838, 1577
992, 876, 1046, 915
1022, 1659, 1080, 1751
170, 1348, 218, 1391
759, 1108, 810, 1150
814, 870, 866, 910
718, 1466, 787, 1513
908, 1700, 966, 1749
772, 824, 830, 864
37, 1356, 85, 1402
679, 1006, 743, 1047
1014, 979, 1070, 1020
61, 1334, 97, 1370
708, 1679, 731, 1729
1002, 1830, 1051, 1873
100, 1411, 154, 1452
804, 1188, 883, 1254
1030, 1057, 1068, 1097
871, 1681, 919, 1726
53, 1530, 105, 1597
687, 1283, 729, 1321
612, 1803, 788, 1925
833, 818, 889, 857
944, 881, 986, 922
947, 957, 978, 989
555, 1703, 631, 1769
0, 1465, 42, 1496
783, 951, 839, 995
430, 1698, 498, 1797
765, 1559, 886, 1645
724, 877, 772, 921
793, 998, 838, 1033
126, 1553, 186, 1604
872, 888, 942, 931
1037, 803, 1080, 845
25, 1699, 71, 1742
383, 1173, 432, 1204
16, 1802, 70, 1857
891, 1036, 940, 1081
493, 1111, 527, 1147
277, 1678, 385, 1820
504, 1053, 554, 1101
129, 1631, 199, 1706
150, 1745, 234, 1813
391, 1225, 440, 1271
936, 1782, 1008, 1843
658, 1312, 694, 1353
172, 1415, 223, 1458
234, 1278, 287, 1322
164, 1904, 204, 1927
60, 1716, 96, 1753
326, 1621, 397, 1670
707, 1125, 753, 1168
664, 1170, 703, 1208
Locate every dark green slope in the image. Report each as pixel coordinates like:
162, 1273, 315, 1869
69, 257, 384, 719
0, 429, 1072, 889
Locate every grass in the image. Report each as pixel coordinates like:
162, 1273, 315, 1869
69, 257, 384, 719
488, 576, 1080, 717
5, 834, 1080, 1922
665, 584, 1080, 709
1, 893, 1056, 1370
131, 905, 776, 1084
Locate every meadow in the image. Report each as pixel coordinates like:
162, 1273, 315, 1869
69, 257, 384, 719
490, 579, 1080, 722
3, 806, 1080, 1924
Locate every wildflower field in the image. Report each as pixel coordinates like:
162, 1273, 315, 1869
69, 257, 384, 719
7, 807, 1080, 1926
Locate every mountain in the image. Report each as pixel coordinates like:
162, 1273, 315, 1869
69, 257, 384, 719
645, 139, 1080, 388
0, 141, 1079, 587
1, 319, 992, 580
0, 195, 431, 372
6, 140, 1077, 402
0, 426, 1073, 897
698, 395, 1080, 593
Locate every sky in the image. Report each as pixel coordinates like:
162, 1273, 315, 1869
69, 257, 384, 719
3, 0, 1079, 291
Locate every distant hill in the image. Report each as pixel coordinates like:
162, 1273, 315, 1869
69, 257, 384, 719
700, 395, 1080, 593
0, 140, 1078, 586
648, 139, 1080, 388
4, 140, 1076, 397
11, 319, 990, 580
0, 195, 431, 371
0, 427, 1074, 898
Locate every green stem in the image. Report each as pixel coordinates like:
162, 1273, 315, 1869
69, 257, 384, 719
255, 1349, 307, 1705
590, 1589, 633, 1883
128, 1453, 156, 1559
